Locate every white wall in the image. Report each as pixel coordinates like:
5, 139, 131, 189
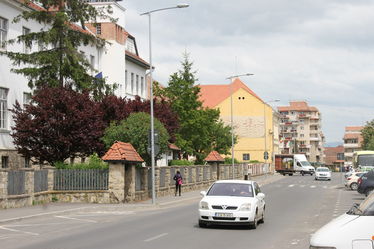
124, 60, 147, 100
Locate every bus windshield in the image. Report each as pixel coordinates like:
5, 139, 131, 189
358, 155, 374, 167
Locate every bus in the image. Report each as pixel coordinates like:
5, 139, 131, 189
353, 151, 374, 171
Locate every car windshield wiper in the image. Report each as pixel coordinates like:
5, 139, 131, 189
347, 203, 363, 216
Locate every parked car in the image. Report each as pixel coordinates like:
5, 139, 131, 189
315, 167, 331, 181
345, 172, 365, 190
198, 180, 265, 229
310, 192, 374, 249
357, 170, 374, 196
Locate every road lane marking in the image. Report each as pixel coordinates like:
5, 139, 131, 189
310, 185, 316, 188
144, 233, 168, 242
55, 215, 97, 223
0, 236, 9, 240
0, 226, 39, 236
288, 184, 294, 188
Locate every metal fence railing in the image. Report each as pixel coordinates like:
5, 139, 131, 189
34, 170, 48, 193
8, 171, 25, 195
53, 169, 108, 191
135, 168, 142, 191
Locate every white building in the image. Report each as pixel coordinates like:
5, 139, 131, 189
0, 0, 149, 168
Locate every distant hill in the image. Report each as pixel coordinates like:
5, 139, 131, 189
324, 141, 343, 147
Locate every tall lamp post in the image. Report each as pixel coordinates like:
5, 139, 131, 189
141, 4, 189, 205
226, 73, 254, 179
263, 99, 280, 174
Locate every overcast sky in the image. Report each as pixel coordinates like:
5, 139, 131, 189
122, 0, 374, 144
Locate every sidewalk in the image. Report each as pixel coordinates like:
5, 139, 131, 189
0, 173, 283, 224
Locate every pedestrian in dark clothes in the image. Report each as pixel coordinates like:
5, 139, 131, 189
173, 171, 183, 196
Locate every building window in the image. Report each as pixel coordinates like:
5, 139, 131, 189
23, 92, 31, 107
24, 156, 30, 168
1, 156, 9, 168
125, 70, 128, 92
141, 76, 144, 96
90, 55, 95, 69
23, 27, 31, 53
0, 88, 8, 129
131, 73, 134, 94
0, 17, 8, 49
243, 153, 250, 161
136, 75, 139, 95
300, 126, 304, 130
96, 23, 101, 35
300, 134, 304, 138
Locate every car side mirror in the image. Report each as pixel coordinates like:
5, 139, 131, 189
257, 193, 265, 199
200, 191, 207, 197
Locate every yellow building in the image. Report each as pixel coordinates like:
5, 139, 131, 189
199, 78, 276, 163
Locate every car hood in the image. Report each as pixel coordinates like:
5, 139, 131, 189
201, 196, 256, 206
310, 213, 374, 247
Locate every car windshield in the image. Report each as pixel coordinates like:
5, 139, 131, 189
317, 168, 329, 172
207, 183, 254, 197
300, 161, 311, 166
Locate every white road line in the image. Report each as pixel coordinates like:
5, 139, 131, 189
55, 215, 97, 223
310, 185, 316, 188
144, 233, 168, 242
0, 236, 9, 240
288, 184, 295, 188
0, 226, 39, 236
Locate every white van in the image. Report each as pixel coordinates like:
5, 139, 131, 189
294, 154, 315, 175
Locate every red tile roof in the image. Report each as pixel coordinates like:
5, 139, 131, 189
125, 50, 150, 68
168, 143, 181, 151
102, 141, 144, 162
199, 78, 264, 108
343, 133, 361, 139
205, 151, 224, 162
278, 101, 318, 112
345, 126, 363, 132
17, 0, 94, 35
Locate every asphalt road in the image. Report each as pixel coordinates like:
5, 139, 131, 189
0, 173, 366, 249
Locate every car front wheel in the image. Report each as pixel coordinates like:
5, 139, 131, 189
350, 182, 358, 190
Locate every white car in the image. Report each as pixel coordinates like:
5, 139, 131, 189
345, 172, 365, 190
310, 193, 374, 249
315, 167, 332, 181
198, 180, 265, 229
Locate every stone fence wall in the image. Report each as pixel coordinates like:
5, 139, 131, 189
0, 163, 270, 209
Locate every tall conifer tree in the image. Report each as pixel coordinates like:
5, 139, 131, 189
1, 0, 115, 99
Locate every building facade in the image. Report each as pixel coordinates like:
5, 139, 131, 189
278, 101, 325, 164
199, 78, 280, 164
324, 146, 344, 171
343, 126, 363, 167
0, 0, 149, 168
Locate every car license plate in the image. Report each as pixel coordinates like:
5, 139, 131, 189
215, 212, 233, 218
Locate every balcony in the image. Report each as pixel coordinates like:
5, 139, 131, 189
344, 152, 353, 157
310, 137, 320, 141
343, 143, 360, 148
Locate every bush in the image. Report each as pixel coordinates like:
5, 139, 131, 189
224, 157, 240, 164
54, 153, 108, 169
249, 160, 261, 163
169, 159, 194, 166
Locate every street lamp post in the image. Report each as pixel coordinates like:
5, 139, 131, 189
263, 99, 280, 174
226, 73, 254, 179
141, 4, 189, 205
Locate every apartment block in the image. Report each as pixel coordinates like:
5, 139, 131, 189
343, 126, 363, 167
277, 101, 325, 164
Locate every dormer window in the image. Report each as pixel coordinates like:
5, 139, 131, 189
126, 38, 136, 54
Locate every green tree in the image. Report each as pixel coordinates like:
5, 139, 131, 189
0, 0, 115, 99
102, 112, 170, 166
156, 53, 234, 164
362, 119, 374, 150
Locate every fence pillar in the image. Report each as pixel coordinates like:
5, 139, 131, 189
124, 165, 136, 202
24, 169, 34, 205
0, 170, 8, 199
43, 166, 55, 191
108, 162, 125, 203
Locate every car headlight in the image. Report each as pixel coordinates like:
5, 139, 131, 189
240, 203, 251, 211
199, 201, 209, 210
309, 246, 336, 249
